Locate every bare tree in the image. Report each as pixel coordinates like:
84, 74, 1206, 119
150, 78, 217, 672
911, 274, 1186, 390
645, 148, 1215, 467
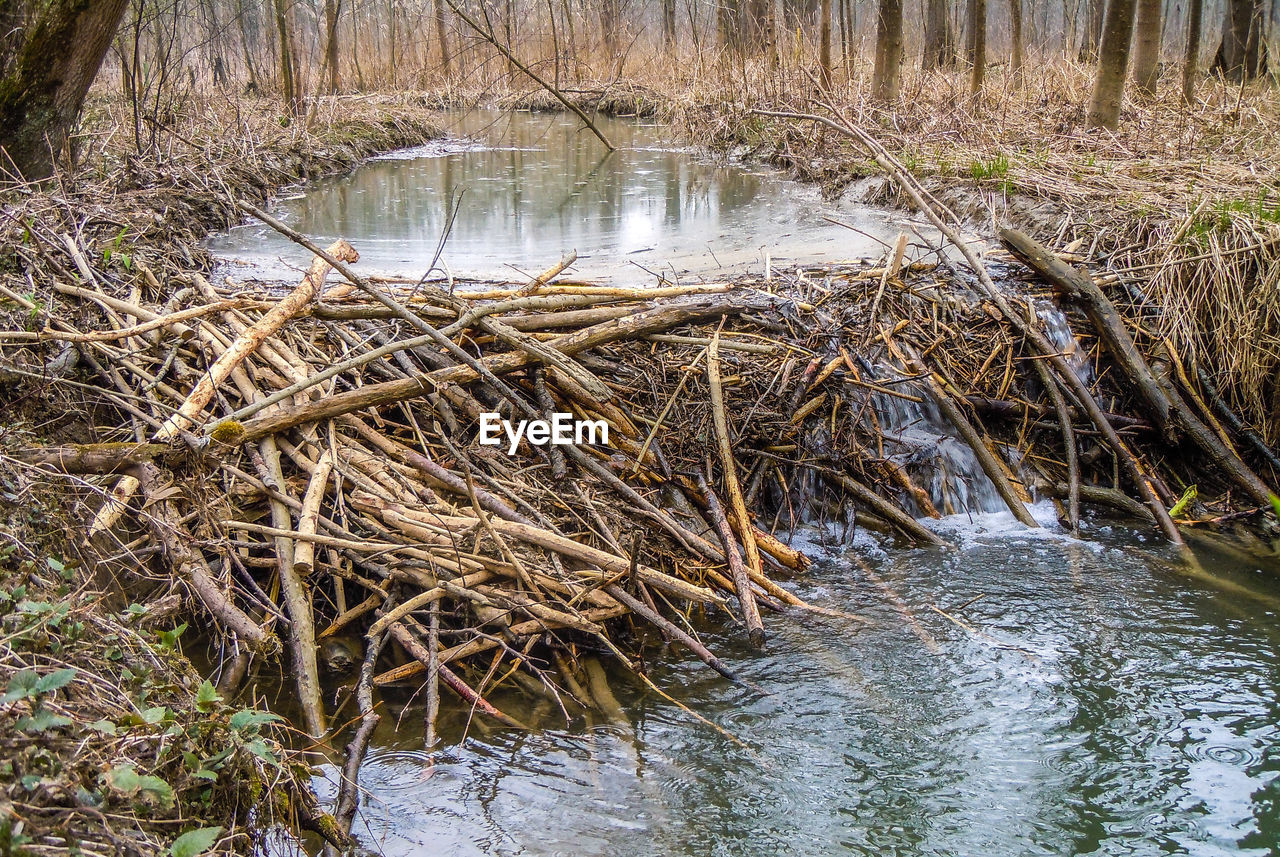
1079, 0, 1104, 59
435, 0, 453, 77
1214, 0, 1268, 79
923, 0, 955, 68
1132, 0, 1162, 95
871, 0, 905, 99
1087, 0, 1138, 129
323, 0, 343, 93
272, 0, 303, 116
0, 0, 129, 179
968, 0, 986, 92
1183, 0, 1203, 101
819, 0, 834, 86
1008, 0, 1023, 73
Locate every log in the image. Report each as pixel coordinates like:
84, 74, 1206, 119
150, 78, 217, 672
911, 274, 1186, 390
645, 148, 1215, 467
1000, 227, 1273, 506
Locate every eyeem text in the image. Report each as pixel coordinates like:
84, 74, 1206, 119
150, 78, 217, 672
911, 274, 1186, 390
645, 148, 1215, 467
478, 412, 609, 454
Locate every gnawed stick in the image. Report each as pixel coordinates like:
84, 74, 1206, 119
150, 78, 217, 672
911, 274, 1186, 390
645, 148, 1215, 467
754, 106, 1182, 544
706, 331, 766, 648
88, 240, 357, 537
329, 628, 386, 855
386, 621, 527, 729
1001, 226, 1273, 506
698, 475, 765, 648
1034, 359, 1080, 535
293, 450, 334, 576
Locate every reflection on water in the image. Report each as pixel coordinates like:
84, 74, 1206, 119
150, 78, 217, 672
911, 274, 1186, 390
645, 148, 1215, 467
313, 510, 1280, 856
208, 110, 920, 283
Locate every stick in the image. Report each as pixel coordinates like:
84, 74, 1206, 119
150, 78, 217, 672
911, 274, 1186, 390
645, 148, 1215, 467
293, 450, 334, 576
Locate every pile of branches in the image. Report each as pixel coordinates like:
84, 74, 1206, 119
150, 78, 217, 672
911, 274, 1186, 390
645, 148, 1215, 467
4, 162, 1280, 849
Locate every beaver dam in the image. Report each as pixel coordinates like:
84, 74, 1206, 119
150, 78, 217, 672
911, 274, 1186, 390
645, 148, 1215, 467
5, 110, 1280, 854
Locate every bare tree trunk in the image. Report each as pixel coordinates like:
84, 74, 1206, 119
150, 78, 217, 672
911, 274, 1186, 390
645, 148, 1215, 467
435, 0, 453, 76
819, 0, 833, 86
1079, 0, 1105, 59
236, 0, 261, 91
1132, 0, 1162, 95
923, 0, 954, 68
663, 0, 677, 46
969, 0, 986, 92
1008, 0, 1024, 72
1182, 0, 1203, 101
0, 0, 129, 180
272, 0, 303, 117
871, 0, 904, 99
323, 0, 343, 93
1087, 0, 1138, 129
746, 0, 775, 57
719, 0, 743, 53
1214, 0, 1268, 79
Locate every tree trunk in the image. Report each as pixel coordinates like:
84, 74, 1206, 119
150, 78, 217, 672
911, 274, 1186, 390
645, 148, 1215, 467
1214, 0, 1268, 79
719, 0, 743, 53
923, 0, 954, 68
323, 0, 342, 94
1087, 0, 1138, 129
871, 0, 904, 99
272, 0, 303, 117
1132, 0, 1162, 95
663, 0, 677, 46
1182, 0, 1203, 102
1079, 0, 1105, 59
435, 0, 453, 77
0, 0, 129, 181
969, 0, 986, 93
819, 0, 833, 86
1008, 0, 1024, 73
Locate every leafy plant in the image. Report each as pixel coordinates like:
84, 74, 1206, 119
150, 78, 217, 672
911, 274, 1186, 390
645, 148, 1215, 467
170, 827, 222, 857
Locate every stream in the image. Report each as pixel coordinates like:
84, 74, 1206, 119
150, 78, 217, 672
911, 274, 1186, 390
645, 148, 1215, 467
214, 112, 1280, 856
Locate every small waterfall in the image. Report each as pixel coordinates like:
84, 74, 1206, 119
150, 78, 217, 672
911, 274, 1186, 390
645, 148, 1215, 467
872, 380, 1008, 517
1037, 301, 1092, 387
865, 300, 1094, 522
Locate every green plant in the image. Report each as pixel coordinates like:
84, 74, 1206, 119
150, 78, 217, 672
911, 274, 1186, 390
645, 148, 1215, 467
969, 153, 1010, 181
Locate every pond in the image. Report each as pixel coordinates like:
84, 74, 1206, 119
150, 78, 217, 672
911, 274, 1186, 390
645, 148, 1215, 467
207, 110, 923, 283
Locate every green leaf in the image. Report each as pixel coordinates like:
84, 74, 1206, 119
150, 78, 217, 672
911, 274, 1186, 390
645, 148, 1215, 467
45, 557, 64, 573
87, 719, 117, 735
140, 706, 169, 724
194, 680, 221, 714
16, 709, 72, 732
243, 737, 280, 767
106, 764, 141, 793
33, 668, 77, 694
170, 827, 222, 857
136, 775, 174, 808
228, 709, 281, 733
2, 669, 38, 702
1269, 493, 1280, 521
157, 623, 188, 651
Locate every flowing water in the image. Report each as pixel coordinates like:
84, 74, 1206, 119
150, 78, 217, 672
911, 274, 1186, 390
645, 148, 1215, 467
219, 113, 1280, 855
207, 110, 929, 283
309, 516, 1280, 857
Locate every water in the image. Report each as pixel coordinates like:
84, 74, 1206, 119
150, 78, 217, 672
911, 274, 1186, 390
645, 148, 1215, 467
313, 518, 1280, 856
224, 112, 1280, 855
207, 110, 927, 283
